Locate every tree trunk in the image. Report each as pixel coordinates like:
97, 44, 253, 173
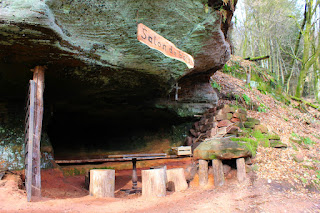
166, 168, 188, 192
142, 168, 166, 197
89, 169, 115, 198
212, 159, 224, 187
285, 4, 307, 93
295, 0, 320, 98
32, 66, 45, 198
236, 158, 246, 183
198, 160, 208, 186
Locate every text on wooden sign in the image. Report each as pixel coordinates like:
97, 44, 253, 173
137, 23, 194, 69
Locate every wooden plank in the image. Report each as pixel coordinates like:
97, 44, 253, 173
177, 146, 192, 155
26, 80, 35, 202
212, 159, 225, 187
236, 158, 246, 183
32, 66, 45, 198
108, 153, 166, 158
137, 23, 194, 69
55, 155, 179, 164
199, 160, 208, 187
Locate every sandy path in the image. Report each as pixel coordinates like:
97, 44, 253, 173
1, 170, 319, 213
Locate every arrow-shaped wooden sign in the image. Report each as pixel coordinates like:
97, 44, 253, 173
137, 23, 194, 69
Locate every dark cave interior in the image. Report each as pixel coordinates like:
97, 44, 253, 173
0, 63, 193, 160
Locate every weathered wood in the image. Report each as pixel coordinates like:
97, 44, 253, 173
236, 158, 246, 183
32, 66, 45, 198
142, 168, 166, 197
108, 153, 166, 158
166, 168, 188, 192
212, 159, 224, 187
25, 80, 35, 202
55, 155, 179, 164
89, 169, 115, 198
198, 160, 208, 186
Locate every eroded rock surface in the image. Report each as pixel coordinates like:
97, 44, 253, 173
0, 0, 234, 116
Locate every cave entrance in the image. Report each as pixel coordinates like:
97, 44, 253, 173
46, 106, 189, 161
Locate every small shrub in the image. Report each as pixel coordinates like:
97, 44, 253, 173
211, 81, 221, 91
291, 133, 315, 146
257, 103, 268, 112
74, 168, 80, 176
303, 137, 315, 146
242, 94, 251, 105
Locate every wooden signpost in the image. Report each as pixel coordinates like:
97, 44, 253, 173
137, 23, 194, 69
24, 66, 45, 202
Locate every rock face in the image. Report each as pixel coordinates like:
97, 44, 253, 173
193, 138, 252, 160
0, 1, 236, 169
0, 0, 234, 117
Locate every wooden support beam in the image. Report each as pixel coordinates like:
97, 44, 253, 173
236, 158, 246, 183
32, 66, 45, 198
198, 160, 208, 187
26, 80, 35, 202
212, 159, 224, 187
55, 155, 179, 164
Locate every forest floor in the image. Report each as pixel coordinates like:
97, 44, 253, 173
1, 63, 320, 212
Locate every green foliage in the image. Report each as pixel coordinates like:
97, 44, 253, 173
63, 168, 87, 176
242, 94, 251, 105
232, 130, 275, 155
291, 132, 316, 146
252, 130, 264, 140
211, 80, 221, 91
231, 136, 259, 156
303, 137, 315, 146
291, 142, 298, 151
209, 154, 217, 160
222, 63, 242, 75
257, 103, 268, 112
316, 170, 320, 180
237, 138, 259, 157
92, 166, 115, 170
261, 138, 270, 147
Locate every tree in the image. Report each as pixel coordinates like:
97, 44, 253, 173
295, 0, 320, 98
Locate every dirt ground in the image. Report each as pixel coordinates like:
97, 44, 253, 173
0, 158, 320, 213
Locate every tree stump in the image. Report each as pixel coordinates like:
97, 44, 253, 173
166, 168, 188, 192
89, 169, 115, 198
199, 160, 208, 186
212, 159, 224, 187
142, 168, 166, 197
236, 158, 246, 182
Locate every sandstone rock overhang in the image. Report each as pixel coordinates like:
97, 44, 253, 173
0, 0, 236, 117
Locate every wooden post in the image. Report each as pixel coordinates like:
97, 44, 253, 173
89, 169, 115, 198
166, 168, 188, 192
236, 158, 246, 183
198, 160, 208, 186
142, 168, 166, 197
132, 158, 138, 189
25, 80, 35, 202
32, 66, 45, 197
212, 159, 224, 187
